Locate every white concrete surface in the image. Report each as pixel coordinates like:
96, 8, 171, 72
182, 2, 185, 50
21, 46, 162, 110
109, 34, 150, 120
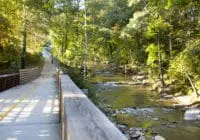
0, 49, 60, 140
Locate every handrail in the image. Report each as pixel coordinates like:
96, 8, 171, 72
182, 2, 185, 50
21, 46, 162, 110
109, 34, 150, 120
0, 73, 19, 78
0, 67, 42, 92
60, 74, 127, 140
0, 73, 20, 92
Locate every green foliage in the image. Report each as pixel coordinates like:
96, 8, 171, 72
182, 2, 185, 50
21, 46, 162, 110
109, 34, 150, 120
62, 65, 98, 104
168, 39, 200, 94
26, 52, 44, 67
146, 16, 171, 38
146, 43, 167, 79
0, 0, 48, 71
169, 39, 200, 77
0, 45, 20, 71
146, 44, 159, 68
48, 0, 200, 96
1, 0, 200, 96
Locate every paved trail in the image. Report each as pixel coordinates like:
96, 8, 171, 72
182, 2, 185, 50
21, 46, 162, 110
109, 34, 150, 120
0, 49, 60, 140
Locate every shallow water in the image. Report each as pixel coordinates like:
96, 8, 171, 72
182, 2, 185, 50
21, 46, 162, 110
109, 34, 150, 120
89, 74, 200, 140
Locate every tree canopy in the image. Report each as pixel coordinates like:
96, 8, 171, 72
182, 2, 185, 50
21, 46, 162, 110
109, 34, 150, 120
1, 0, 200, 95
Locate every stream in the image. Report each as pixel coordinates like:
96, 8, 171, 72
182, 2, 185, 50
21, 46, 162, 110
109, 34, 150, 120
89, 71, 200, 140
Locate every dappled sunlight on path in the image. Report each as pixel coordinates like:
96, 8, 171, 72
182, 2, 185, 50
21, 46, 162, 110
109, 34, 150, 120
0, 48, 60, 140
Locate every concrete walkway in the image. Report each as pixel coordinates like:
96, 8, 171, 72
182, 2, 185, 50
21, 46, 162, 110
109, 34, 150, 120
0, 49, 60, 140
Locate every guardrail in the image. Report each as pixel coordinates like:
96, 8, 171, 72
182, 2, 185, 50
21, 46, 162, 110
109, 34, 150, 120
20, 67, 41, 84
0, 73, 20, 92
0, 67, 42, 92
59, 74, 127, 140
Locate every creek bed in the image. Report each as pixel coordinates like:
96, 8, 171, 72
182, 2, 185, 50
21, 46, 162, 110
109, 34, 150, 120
89, 74, 200, 140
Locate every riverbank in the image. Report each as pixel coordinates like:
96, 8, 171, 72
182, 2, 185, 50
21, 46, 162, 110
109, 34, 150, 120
167, 95, 200, 108
97, 89, 200, 140
62, 64, 200, 140
105, 64, 200, 108
89, 70, 200, 140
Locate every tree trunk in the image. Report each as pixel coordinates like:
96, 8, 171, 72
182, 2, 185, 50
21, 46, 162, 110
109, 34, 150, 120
136, 31, 141, 61
124, 65, 127, 74
186, 73, 199, 97
61, 37, 64, 57
169, 16, 173, 60
83, 1, 88, 80
190, 7, 195, 22
108, 42, 113, 59
157, 31, 165, 87
62, 13, 68, 58
75, 13, 79, 51
63, 31, 68, 56
21, 4, 27, 69
61, 13, 68, 58
21, 24, 27, 69
169, 35, 172, 59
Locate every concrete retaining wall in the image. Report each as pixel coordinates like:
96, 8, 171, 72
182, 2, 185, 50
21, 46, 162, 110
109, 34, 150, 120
59, 74, 126, 140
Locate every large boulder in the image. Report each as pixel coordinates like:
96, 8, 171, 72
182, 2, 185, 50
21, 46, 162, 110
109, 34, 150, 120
117, 124, 129, 134
129, 127, 146, 140
158, 87, 172, 94
81, 89, 89, 95
132, 75, 146, 81
154, 135, 165, 140
184, 108, 200, 120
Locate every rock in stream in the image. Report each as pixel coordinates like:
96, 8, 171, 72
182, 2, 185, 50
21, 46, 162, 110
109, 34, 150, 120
184, 108, 200, 120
